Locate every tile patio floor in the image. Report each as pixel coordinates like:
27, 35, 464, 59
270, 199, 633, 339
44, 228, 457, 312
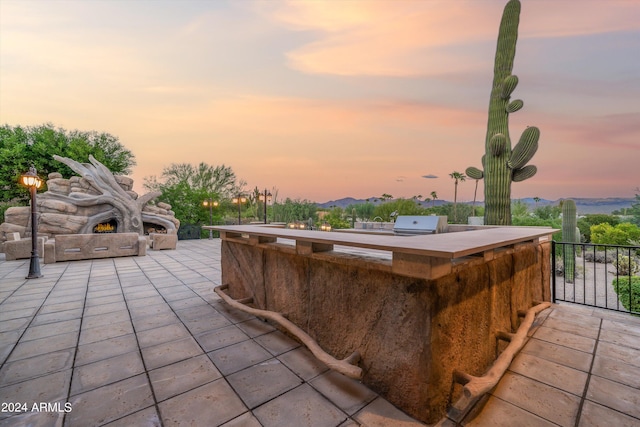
0, 239, 639, 426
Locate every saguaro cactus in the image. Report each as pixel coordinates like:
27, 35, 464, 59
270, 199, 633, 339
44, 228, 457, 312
562, 199, 578, 283
465, 0, 540, 225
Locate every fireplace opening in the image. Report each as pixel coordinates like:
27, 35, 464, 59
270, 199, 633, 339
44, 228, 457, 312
93, 219, 117, 233
144, 222, 167, 235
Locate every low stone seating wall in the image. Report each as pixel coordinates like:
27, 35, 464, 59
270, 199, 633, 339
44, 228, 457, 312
3, 236, 47, 260
149, 233, 178, 250
44, 233, 146, 264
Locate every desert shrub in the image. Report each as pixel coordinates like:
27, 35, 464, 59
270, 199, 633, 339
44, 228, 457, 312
591, 222, 640, 246
613, 276, 640, 313
554, 256, 583, 279
613, 255, 639, 276
583, 251, 616, 264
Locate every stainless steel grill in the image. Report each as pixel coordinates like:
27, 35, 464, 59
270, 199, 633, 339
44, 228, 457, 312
393, 216, 448, 235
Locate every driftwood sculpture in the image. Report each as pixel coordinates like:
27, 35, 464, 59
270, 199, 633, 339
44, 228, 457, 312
51, 155, 161, 234
215, 284, 363, 379
0, 155, 179, 239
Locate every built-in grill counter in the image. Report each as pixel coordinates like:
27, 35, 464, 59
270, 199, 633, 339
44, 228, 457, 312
211, 223, 556, 423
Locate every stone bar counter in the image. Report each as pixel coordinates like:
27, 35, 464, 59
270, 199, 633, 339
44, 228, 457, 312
212, 224, 555, 424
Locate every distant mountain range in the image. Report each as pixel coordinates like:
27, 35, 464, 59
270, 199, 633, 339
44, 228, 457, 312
317, 197, 637, 215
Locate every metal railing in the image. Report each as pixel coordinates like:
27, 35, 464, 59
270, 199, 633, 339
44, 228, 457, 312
552, 241, 640, 315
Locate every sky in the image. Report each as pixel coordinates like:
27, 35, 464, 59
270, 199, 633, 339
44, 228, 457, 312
1, 0, 639, 204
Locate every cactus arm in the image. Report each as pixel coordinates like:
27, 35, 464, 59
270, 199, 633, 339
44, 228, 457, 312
509, 126, 540, 169
562, 199, 578, 282
512, 165, 537, 182
466, 167, 484, 180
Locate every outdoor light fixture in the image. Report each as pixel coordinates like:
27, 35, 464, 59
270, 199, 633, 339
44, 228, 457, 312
258, 188, 272, 224
232, 195, 247, 225
320, 223, 332, 232
20, 166, 43, 279
202, 198, 219, 239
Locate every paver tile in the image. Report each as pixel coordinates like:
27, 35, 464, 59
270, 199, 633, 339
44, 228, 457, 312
81, 310, 131, 330
601, 319, 640, 337
254, 330, 301, 356
101, 406, 161, 427
596, 341, 640, 369
149, 354, 221, 402
599, 328, 640, 350
208, 340, 273, 376
509, 352, 588, 396
66, 374, 154, 426
31, 308, 83, 326
75, 334, 139, 366
181, 312, 232, 335
586, 375, 640, 419
131, 312, 180, 332
541, 317, 600, 339
158, 379, 247, 427
354, 397, 427, 427
128, 303, 174, 319
141, 336, 203, 370
236, 318, 276, 338
227, 359, 302, 409
137, 323, 191, 348
9, 332, 78, 361
491, 372, 580, 427
533, 326, 596, 353
71, 351, 145, 395
310, 370, 377, 416
578, 400, 640, 427
0, 349, 74, 386
591, 355, 640, 389
278, 347, 329, 381
253, 383, 347, 427
0, 370, 71, 416
195, 325, 250, 352
521, 337, 593, 372
79, 319, 134, 345
463, 396, 556, 427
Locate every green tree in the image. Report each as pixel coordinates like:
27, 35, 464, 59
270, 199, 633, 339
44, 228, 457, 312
511, 199, 529, 219
533, 204, 561, 221
591, 223, 640, 246
271, 198, 318, 224
0, 124, 135, 203
144, 163, 242, 228
373, 198, 425, 222
578, 214, 620, 243
449, 171, 466, 223
346, 202, 376, 222
322, 207, 351, 229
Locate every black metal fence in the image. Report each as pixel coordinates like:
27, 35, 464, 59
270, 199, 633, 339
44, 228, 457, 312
552, 241, 640, 315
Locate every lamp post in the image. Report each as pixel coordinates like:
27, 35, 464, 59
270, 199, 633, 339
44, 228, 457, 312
258, 189, 272, 224
20, 166, 43, 279
202, 198, 219, 239
232, 194, 247, 225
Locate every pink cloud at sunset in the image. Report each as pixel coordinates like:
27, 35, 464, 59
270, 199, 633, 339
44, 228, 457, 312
1, 0, 638, 204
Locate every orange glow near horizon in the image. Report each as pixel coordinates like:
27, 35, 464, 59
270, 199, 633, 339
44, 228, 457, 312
1, 0, 638, 203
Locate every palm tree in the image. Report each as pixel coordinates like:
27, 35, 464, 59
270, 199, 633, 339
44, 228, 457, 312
430, 191, 438, 207
533, 196, 541, 208
449, 171, 466, 223
472, 179, 480, 217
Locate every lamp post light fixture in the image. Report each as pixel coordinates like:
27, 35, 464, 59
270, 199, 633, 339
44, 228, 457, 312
202, 198, 219, 239
232, 195, 247, 225
258, 188, 272, 224
20, 166, 43, 279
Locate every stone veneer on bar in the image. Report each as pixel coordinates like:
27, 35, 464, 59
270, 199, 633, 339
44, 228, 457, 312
213, 224, 555, 424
